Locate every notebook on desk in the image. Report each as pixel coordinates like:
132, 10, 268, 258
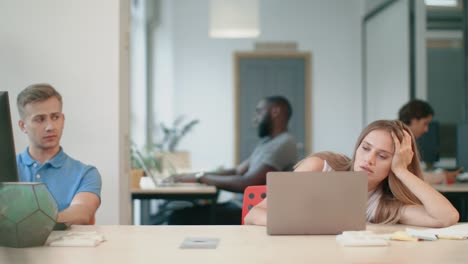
266, 171, 367, 235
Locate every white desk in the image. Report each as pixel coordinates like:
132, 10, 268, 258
432, 183, 468, 193
1, 225, 468, 264
131, 183, 218, 224
131, 183, 217, 195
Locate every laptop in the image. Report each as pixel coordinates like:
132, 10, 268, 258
131, 145, 173, 187
266, 171, 367, 235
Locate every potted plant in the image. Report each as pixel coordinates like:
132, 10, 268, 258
155, 116, 199, 173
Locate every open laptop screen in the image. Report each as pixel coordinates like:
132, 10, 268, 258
131, 144, 159, 186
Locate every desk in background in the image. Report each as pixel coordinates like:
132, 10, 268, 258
2, 225, 468, 263
131, 183, 218, 225
433, 183, 468, 222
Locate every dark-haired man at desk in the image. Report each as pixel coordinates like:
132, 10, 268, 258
399, 99, 462, 184
16, 84, 101, 225
169, 96, 298, 224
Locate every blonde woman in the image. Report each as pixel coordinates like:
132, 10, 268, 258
244, 120, 459, 227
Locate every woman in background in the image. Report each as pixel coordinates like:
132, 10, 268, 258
244, 120, 459, 227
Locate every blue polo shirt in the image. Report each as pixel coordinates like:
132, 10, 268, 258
17, 147, 102, 211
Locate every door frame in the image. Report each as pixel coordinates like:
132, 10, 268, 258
233, 52, 312, 165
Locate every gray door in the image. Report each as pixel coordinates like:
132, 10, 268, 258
234, 53, 311, 164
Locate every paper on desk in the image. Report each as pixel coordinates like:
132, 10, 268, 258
404, 229, 437, 241
407, 223, 468, 240
139, 176, 156, 189
391, 231, 421, 241
336, 231, 390, 247
46, 231, 106, 247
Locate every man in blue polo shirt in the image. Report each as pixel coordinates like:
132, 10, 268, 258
16, 84, 101, 225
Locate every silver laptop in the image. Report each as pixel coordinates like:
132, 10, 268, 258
131, 145, 173, 187
267, 171, 367, 235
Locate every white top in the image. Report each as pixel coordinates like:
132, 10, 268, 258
322, 160, 334, 173
366, 188, 382, 222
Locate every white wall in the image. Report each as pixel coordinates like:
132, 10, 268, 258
365, 0, 391, 12
154, 0, 363, 168
131, 0, 149, 148
364, 0, 410, 124
364, 0, 427, 104
415, 0, 427, 100
0, 0, 131, 224
153, 0, 175, 131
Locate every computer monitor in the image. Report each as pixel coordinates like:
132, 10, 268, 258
0, 92, 19, 182
457, 122, 468, 170
417, 121, 440, 166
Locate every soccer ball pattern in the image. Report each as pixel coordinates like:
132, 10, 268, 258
0, 182, 58, 247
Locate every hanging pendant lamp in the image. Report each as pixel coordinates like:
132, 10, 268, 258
209, 0, 260, 38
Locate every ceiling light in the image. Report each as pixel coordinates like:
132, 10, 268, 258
210, 0, 260, 38
424, 0, 458, 7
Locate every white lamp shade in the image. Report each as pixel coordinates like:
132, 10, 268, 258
210, 0, 260, 38
424, 0, 458, 7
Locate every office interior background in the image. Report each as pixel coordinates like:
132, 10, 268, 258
1, 0, 467, 225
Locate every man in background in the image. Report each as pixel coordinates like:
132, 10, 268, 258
16, 84, 101, 225
170, 95, 298, 224
399, 99, 462, 184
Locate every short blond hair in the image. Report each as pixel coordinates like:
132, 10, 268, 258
17, 83, 62, 118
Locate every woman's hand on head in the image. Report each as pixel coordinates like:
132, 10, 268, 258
391, 131, 414, 175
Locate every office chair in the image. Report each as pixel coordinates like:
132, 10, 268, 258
241, 185, 267, 225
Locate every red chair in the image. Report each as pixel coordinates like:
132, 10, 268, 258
241, 185, 267, 225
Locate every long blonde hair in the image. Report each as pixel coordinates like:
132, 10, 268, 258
296, 120, 424, 224
294, 151, 352, 171
351, 120, 423, 224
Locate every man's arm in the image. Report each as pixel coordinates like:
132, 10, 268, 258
173, 158, 250, 181
57, 192, 100, 225
203, 160, 249, 176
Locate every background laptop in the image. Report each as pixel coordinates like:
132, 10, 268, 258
267, 171, 367, 235
131, 144, 176, 187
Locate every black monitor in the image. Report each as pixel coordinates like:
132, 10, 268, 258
417, 121, 440, 166
457, 122, 468, 170
0, 92, 19, 182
